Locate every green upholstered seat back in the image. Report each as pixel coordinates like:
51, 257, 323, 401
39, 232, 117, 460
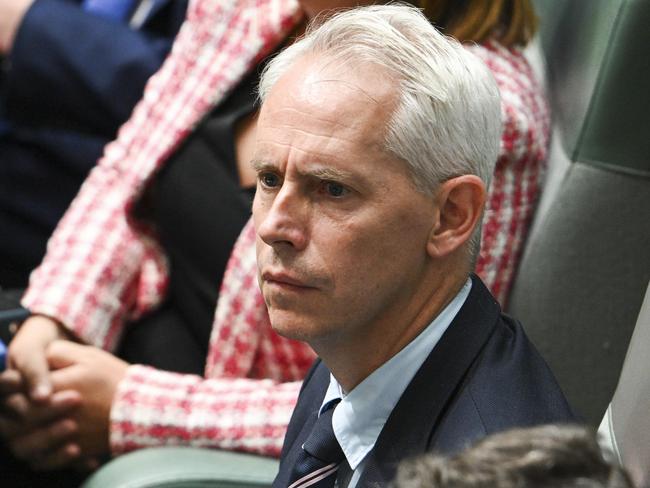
508, 0, 650, 425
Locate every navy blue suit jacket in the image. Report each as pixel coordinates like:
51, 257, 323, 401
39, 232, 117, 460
0, 0, 187, 285
274, 276, 576, 487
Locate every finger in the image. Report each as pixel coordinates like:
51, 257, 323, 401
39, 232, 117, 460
1, 390, 81, 428
49, 366, 83, 393
73, 457, 101, 473
8, 316, 67, 402
11, 418, 78, 462
0, 411, 25, 439
35, 390, 83, 426
1, 392, 31, 421
9, 349, 52, 403
46, 341, 87, 371
0, 369, 24, 395
33, 443, 81, 471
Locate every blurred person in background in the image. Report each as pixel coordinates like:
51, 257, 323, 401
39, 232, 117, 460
394, 425, 634, 488
0, 0, 187, 287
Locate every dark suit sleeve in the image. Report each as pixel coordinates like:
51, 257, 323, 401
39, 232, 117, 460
4, 0, 184, 136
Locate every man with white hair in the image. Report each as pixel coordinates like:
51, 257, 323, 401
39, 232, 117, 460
251, 5, 575, 487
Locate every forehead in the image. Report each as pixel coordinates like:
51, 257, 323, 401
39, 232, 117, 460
257, 56, 398, 158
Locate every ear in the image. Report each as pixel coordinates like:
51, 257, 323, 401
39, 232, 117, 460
426, 175, 486, 259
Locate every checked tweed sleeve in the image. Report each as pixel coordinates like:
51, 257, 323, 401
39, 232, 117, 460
111, 370, 303, 456
21, 0, 303, 350
469, 41, 551, 305
110, 221, 317, 456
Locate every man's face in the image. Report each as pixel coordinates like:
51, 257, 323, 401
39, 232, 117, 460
253, 58, 438, 349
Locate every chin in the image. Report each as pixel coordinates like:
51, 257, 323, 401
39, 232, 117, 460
268, 309, 324, 343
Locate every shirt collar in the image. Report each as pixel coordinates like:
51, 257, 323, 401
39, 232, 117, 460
320, 278, 472, 470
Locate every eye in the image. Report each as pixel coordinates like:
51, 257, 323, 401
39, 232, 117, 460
321, 181, 349, 198
259, 172, 281, 189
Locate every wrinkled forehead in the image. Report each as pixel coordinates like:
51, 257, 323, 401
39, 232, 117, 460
259, 55, 398, 136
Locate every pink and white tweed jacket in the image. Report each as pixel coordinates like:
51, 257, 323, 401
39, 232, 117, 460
22, 0, 549, 457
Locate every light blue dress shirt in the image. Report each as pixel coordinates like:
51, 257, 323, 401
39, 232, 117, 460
319, 278, 472, 487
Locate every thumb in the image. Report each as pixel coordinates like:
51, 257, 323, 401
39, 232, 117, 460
46, 340, 86, 371
13, 353, 51, 403
7, 314, 65, 402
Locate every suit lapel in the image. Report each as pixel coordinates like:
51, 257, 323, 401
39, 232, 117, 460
361, 276, 501, 484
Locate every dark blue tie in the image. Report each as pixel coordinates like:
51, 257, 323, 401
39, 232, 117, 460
288, 400, 345, 488
82, 0, 135, 22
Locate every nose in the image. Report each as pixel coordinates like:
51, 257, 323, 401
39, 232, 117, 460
255, 183, 308, 252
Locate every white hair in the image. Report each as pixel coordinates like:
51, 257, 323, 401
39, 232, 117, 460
258, 4, 502, 259
258, 3, 502, 194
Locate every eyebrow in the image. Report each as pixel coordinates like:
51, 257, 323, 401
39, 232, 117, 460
251, 158, 357, 182
308, 166, 356, 182
251, 159, 274, 173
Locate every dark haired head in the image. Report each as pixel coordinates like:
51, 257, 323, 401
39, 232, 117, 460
394, 425, 633, 488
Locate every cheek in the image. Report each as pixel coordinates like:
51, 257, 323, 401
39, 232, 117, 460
322, 220, 407, 286
330, 210, 431, 286
252, 193, 266, 228
254, 235, 266, 269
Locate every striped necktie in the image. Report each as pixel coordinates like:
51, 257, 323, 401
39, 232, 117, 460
82, 0, 136, 22
288, 400, 345, 488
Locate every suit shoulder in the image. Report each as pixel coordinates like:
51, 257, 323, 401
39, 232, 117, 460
432, 314, 576, 454
468, 314, 576, 427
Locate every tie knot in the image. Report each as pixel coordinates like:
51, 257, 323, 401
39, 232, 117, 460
303, 400, 344, 464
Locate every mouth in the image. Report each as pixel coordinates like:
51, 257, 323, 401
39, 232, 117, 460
262, 270, 317, 292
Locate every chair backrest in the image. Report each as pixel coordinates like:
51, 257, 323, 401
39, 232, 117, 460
599, 281, 650, 488
81, 447, 278, 488
507, 0, 650, 425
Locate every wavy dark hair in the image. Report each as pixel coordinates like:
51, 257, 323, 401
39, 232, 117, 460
408, 0, 538, 47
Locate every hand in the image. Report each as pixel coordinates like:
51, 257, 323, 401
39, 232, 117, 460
0, 338, 126, 471
0, 0, 35, 53
1, 315, 75, 403
0, 387, 83, 470
47, 341, 129, 459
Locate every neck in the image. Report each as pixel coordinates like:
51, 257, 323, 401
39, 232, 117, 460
316, 269, 469, 392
